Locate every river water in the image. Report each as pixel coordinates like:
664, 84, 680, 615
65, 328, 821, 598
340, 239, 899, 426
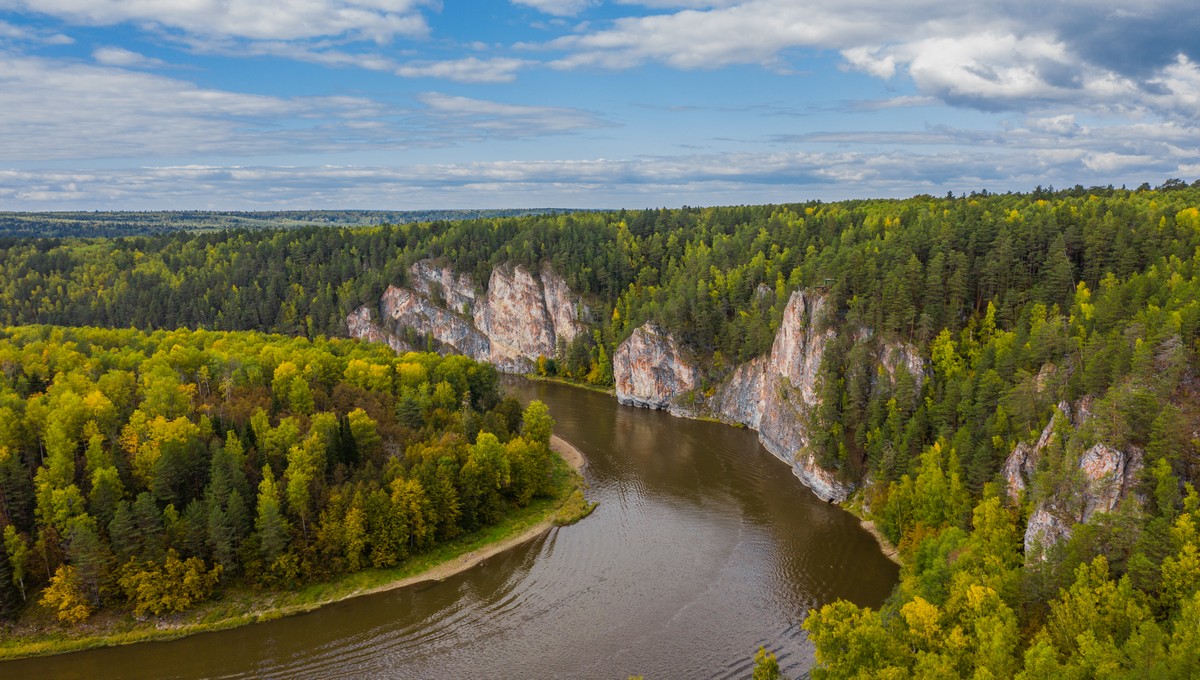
4, 379, 898, 679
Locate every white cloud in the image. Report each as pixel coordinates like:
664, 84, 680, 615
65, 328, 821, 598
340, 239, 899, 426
92, 46, 166, 68
1027, 114, 1081, 136
0, 54, 427, 161
396, 57, 529, 83
0, 18, 72, 43
416, 92, 613, 134
513, 0, 596, 16
541, 0, 1200, 118
0, 54, 610, 162
0, 0, 433, 41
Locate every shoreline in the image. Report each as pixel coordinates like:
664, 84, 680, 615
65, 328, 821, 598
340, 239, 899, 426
858, 519, 902, 565
330, 435, 586, 600
0, 435, 588, 661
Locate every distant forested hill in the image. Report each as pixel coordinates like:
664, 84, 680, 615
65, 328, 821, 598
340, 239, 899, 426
0, 209, 580, 238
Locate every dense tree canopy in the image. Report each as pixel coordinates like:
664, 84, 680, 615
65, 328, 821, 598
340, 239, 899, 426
0, 326, 561, 622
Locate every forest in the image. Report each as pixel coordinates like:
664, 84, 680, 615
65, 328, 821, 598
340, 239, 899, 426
0, 325, 564, 625
0, 208, 574, 239
2, 181, 1200, 673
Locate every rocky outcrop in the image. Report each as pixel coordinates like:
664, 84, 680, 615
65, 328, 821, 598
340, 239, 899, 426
613, 323, 698, 411
475, 264, 566, 372
409, 260, 476, 313
881, 342, 926, 393
1002, 402, 1072, 500
375, 285, 491, 361
540, 263, 586, 344
1005, 399, 1145, 558
348, 260, 588, 374
709, 290, 852, 501
346, 305, 412, 354
610, 288, 929, 503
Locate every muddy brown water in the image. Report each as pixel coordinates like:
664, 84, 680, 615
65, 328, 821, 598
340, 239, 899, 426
3, 379, 898, 679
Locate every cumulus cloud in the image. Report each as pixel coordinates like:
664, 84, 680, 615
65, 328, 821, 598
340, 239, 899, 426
542, 0, 1200, 118
0, 0, 433, 42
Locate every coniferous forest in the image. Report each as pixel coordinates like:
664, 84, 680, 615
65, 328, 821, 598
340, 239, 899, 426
3, 182, 1200, 674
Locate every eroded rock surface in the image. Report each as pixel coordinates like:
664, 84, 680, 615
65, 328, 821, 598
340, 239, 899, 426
348, 260, 586, 373
1007, 399, 1145, 558
613, 323, 698, 411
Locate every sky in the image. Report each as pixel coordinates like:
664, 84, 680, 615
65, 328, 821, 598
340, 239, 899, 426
2, 1, 1200, 210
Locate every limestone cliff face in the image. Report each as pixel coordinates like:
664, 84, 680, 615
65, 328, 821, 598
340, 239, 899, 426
375, 285, 491, 361
1002, 399, 1145, 557
474, 264, 560, 372
346, 305, 412, 354
613, 323, 698, 411
710, 290, 851, 502
612, 288, 927, 503
347, 260, 586, 374
540, 263, 586, 344
409, 259, 476, 313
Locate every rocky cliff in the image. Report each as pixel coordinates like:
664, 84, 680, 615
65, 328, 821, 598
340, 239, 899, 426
347, 260, 586, 373
709, 290, 852, 501
613, 323, 698, 412
1002, 399, 1145, 558
612, 289, 924, 503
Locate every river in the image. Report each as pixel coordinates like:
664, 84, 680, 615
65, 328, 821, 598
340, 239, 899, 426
4, 379, 898, 679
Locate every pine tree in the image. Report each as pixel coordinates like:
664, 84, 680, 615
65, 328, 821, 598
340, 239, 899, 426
255, 465, 289, 562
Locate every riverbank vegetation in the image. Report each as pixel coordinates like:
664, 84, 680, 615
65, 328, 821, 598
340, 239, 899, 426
4, 182, 1200, 673
0, 325, 576, 657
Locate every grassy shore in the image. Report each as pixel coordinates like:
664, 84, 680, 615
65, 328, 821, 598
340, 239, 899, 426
0, 436, 589, 661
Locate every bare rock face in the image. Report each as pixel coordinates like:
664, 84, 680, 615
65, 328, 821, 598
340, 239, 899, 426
375, 285, 491, 360
1079, 443, 1142, 519
346, 305, 412, 354
474, 264, 584, 372
613, 323, 698, 411
1024, 507, 1073, 555
540, 262, 586, 344
1012, 399, 1145, 558
881, 342, 926, 393
348, 260, 587, 374
768, 290, 834, 406
410, 260, 476, 313
709, 290, 854, 502
1002, 402, 1072, 500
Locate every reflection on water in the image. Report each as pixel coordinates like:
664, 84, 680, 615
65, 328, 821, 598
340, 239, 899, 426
3, 379, 898, 679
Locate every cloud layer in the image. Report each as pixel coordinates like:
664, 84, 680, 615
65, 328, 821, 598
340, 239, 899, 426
0, 0, 432, 41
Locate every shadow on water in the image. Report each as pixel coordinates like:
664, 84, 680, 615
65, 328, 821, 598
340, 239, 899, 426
4, 378, 898, 680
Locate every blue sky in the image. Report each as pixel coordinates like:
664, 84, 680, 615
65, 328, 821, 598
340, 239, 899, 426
2, 0, 1199, 210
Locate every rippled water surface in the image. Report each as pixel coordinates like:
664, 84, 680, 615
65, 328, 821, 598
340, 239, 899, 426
5, 379, 898, 679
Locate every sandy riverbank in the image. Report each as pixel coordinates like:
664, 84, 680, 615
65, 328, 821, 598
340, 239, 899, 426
859, 519, 902, 565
